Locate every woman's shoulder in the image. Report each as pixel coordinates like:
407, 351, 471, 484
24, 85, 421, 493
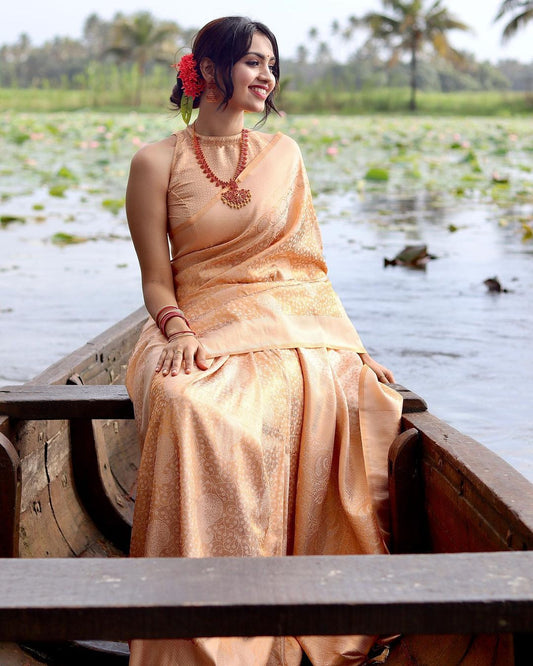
129, 135, 177, 181
131, 135, 175, 165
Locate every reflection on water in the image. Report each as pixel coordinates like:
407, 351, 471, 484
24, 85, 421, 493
0, 179, 532, 483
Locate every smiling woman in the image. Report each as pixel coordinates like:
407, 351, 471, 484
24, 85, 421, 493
122, 15, 440, 666
169, 16, 280, 128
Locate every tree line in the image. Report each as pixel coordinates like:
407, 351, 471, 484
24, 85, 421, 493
0, 1, 532, 110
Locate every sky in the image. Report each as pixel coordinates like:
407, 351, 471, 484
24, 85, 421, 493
2, 0, 532, 64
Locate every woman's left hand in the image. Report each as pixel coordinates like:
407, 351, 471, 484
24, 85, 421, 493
359, 353, 395, 384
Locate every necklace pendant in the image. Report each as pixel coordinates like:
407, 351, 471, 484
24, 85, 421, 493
221, 185, 252, 209
193, 125, 251, 210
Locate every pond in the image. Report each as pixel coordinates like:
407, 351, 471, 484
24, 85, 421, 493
1, 112, 532, 482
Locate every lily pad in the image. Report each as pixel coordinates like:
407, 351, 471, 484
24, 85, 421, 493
365, 167, 389, 182
10, 132, 30, 145
102, 198, 125, 215
49, 185, 68, 197
50, 232, 89, 245
56, 166, 78, 181
1, 215, 26, 228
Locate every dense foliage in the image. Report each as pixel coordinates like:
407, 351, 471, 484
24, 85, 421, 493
0, 7, 531, 109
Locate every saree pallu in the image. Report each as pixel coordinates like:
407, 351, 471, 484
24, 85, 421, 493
126, 128, 403, 665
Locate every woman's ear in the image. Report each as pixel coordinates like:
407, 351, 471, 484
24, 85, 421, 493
199, 57, 215, 82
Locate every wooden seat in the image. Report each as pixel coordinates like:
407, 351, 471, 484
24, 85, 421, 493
1, 552, 532, 642
2, 381, 532, 664
0, 383, 426, 420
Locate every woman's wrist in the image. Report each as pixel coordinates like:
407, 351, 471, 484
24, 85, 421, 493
165, 318, 193, 336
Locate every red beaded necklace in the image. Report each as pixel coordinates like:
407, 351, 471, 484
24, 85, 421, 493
192, 125, 251, 209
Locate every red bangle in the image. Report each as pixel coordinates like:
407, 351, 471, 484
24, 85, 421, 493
159, 312, 186, 335
155, 305, 186, 328
167, 330, 197, 342
155, 306, 192, 336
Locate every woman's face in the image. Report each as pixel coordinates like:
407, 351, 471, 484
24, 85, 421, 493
227, 32, 276, 113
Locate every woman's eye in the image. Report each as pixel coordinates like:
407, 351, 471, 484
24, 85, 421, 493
247, 60, 260, 66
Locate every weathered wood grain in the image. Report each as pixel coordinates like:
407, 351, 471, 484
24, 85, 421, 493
388, 428, 428, 553
0, 385, 134, 420
1, 310, 146, 561
404, 411, 533, 552
65, 375, 134, 553
0, 552, 531, 641
0, 434, 20, 558
0, 383, 426, 421
389, 383, 427, 412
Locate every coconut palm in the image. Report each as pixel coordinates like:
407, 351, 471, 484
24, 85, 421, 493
351, 1, 470, 110
106, 11, 182, 105
495, 1, 533, 42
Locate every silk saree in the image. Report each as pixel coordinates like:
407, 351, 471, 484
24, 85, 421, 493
126, 127, 403, 665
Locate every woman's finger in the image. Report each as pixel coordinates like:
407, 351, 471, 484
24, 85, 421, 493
195, 344, 209, 370
378, 367, 394, 384
182, 345, 195, 374
155, 349, 168, 373
169, 348, 183, 376
158, 337, 208, 376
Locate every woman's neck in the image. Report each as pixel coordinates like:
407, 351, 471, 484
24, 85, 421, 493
193, 105, 244, 136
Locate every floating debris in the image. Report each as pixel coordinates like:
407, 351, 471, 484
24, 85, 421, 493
491, 171, 509, 185
483, 277, 509, 293
384, 244, 436, 268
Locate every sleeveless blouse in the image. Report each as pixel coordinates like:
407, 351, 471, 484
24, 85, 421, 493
164, 126, 366, 358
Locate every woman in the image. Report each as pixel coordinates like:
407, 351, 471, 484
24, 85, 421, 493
125, 16, 402, 666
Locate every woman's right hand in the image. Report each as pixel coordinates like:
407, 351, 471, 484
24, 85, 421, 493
155, 334, 210, 376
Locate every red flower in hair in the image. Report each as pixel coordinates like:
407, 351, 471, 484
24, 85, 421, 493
171, 53, 205, 99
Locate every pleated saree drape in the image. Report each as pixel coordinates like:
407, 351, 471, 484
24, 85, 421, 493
126, 127, 403, 665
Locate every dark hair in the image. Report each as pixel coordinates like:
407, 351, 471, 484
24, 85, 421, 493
170, 16, 280, 124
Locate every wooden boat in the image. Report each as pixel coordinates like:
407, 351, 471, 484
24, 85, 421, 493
0, 306, 532, 665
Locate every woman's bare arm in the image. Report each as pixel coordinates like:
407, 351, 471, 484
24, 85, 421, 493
126, 138, 208, 375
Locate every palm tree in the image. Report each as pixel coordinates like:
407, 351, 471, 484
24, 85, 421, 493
106, 11, 182, 105
495, 1, 533, 42
352, 1, 470, 110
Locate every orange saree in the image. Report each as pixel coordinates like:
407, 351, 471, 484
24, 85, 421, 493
126, 127, 403, 665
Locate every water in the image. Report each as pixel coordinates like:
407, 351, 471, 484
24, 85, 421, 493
1, 114, 532, 483
321, 193, 533, 482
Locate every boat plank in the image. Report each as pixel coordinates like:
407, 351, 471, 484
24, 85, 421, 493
0, 384, 426, 421
0, 385, 134, 420
0, 434, 20, 558
404, 411, 533, 551
0, 553, 531, 641
388, 428, 428, 553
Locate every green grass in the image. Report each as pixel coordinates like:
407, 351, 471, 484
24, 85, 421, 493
1, 86, 533, 115
0, 87, 171, 113
279, 88, 533, 116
